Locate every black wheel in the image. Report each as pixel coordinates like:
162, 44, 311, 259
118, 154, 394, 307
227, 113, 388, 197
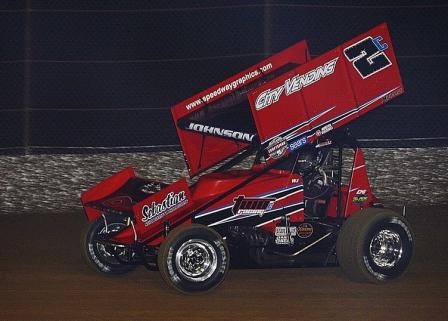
336, 208, 414, 283
81, 214, 136, 275
158, 224, 230, 294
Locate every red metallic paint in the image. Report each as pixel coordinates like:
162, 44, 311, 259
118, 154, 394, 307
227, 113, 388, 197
81, 23, 403, 249
81, 167, 135, 221
344, 148, 374, 217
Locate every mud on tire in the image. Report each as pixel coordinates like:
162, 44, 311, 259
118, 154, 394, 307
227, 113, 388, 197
336, 208, 414, 283
81, 214, 136, 275
158, 224, 230, 294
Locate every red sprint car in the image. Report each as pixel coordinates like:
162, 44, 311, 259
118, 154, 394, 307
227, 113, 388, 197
80, 23, 413, 294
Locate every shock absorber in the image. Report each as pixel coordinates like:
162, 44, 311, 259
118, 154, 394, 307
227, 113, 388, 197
245, 228, 270, 247
281, 215, 294, 246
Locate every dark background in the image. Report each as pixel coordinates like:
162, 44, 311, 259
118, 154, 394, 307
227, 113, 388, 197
1, 0, 447, 153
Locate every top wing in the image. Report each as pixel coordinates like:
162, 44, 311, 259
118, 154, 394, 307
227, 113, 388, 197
171, 23, 403, 177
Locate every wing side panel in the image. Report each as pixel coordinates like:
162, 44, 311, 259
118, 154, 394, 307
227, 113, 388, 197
247, 23, 404, 146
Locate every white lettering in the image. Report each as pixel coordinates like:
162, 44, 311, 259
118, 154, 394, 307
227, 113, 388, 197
255, 58, 339, 110
185, 63, 273, 110
255, 86, 284, 110
187, 122, 255, 142
141, 191, 188, 226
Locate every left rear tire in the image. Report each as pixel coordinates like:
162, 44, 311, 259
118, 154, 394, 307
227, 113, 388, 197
81, 214, 136, 275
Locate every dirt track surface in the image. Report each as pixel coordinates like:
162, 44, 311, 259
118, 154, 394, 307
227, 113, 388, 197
1, 207, 447, 321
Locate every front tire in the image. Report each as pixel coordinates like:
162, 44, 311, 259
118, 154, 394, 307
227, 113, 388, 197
158, 224, 230, 294
336, 208, 414, 283
81, 214, 136, 275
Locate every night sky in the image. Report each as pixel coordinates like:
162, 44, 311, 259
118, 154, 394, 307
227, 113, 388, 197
1, 0, 447, 152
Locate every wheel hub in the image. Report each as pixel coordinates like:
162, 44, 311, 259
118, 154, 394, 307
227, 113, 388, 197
175, 239, 218, 282
98, 223, 128, 262
369, 229, 403, 268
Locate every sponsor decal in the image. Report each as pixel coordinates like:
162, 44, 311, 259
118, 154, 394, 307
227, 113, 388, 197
275, 226, 297, 245
291, 178, 301, 184
383, 87, 404, 103
267, 137, 288, 159
353, 189, 368, 204
275, 226, 298, 236
315, 123, 333, 137
344, 35, 392, 79
187, 122, 255, 142
297, 223, 313, 238
289, 135, 307, 151
255, 58, 338, 110
185, 62, 273, 110
320, 123, 333, 135
275, 236, 293, 245
316, 140, 332, 148
232, 195, 276, 217
141, 191, 188, 226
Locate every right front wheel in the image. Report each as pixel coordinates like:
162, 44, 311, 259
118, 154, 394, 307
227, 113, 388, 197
157, 224, 230, 294
336, 208, 414, 283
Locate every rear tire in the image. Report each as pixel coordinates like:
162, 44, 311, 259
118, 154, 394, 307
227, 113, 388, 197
336, 208, 414, 283
158, 224, 229, 294
81, 214, 136, 275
